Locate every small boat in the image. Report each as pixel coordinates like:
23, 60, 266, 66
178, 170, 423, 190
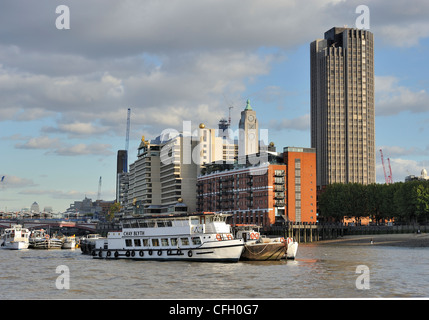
80, 234, 103, 254
91, 212, 244, 262
29, 229, 63, 249
234, 225, 286, 261
0, 224, 30, 250
61, 236, 77, 249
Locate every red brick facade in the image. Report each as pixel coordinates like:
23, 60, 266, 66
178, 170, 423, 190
197, 148, 316, 229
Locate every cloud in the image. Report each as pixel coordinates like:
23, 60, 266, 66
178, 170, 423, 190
376, 157, 429, 184
15, 136, 60, 150
377, 145, 428, 158
53, 143, 114, 156
267, 114, 310, 131
18, 188, 116, 201
42, 122, 110, 137
375, 76, 429, 116
12, 134, 113, 156
0, 175, 38, 188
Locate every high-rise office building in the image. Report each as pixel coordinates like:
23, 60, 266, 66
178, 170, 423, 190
311, 27, 375, 188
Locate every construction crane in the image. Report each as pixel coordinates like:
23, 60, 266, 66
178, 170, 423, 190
379, 149, 393, 184
228, 106, 234, 127
123, 108, 131, 173
379, 149, 388, 184
97, 176, 102, 201
387, 158, 393, 184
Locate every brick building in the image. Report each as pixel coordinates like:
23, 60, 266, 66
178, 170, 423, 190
197, 148, 317, 230
283, 147, 317, 224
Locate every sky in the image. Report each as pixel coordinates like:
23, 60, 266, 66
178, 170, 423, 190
1, 0, 429, 212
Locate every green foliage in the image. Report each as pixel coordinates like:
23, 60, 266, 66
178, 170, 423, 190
318, 181, 429, 224
107, 202, 121, 221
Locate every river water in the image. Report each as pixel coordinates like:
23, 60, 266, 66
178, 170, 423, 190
1, 242, 429, 299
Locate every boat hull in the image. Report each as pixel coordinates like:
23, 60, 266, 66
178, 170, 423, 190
287, 241, 298, 259
30, 239, 63, 249
241, 242, 286, 261
1, 241, 29, 250
92, 240, 244, 263
62, 239, 76, 249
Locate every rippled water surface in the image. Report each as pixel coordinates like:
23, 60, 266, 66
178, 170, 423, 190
1, 243, 429, 299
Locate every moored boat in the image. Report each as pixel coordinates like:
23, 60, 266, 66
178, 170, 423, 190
61, 236, 76, 249
234, 225, 286, 261
0, 224, 30, 250
29, 229, 62, 249
92, 212, 244, 262
80, 234, 103, 254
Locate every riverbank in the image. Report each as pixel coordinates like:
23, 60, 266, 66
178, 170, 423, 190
312, 232, 429, 247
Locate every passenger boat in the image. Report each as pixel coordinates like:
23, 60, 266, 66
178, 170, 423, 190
0, 224, 30, 250
29, 229, 63, 249
92, 212, 244, 262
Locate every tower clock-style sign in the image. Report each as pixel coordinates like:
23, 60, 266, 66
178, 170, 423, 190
239, 100, 259, 156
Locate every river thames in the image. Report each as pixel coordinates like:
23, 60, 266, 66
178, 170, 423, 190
1, 235, 429, 299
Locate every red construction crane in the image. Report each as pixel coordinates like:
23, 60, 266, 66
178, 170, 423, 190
387, 158, 393, 184
379, 149, 389, 184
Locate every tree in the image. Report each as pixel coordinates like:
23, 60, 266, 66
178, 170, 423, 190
107, 202, 121, 221
415, 181, 429, 223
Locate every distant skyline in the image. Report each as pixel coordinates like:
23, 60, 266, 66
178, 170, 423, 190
1, 1, 429, 212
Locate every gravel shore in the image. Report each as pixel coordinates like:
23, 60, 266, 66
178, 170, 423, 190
314, 233, 429, 247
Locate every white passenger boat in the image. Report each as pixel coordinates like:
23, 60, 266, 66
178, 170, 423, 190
0, 224, 30, 250
92, 212, 244, 262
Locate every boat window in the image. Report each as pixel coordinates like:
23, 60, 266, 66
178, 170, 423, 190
171, 238, 178, 246
147, 221, 156, 228
131, 220, 139, 228
123, 222, 131, 228
161, 238, 169, 246
192, 237, 202, 245
166, 221, 172, 227
158, 221, 165, 228
180, 237, 189, 246
152, 239, 159, 247
125, 239, 133, 247
143, 239, 150, 247
134, 239, 141, 247
140, 222, 148, 228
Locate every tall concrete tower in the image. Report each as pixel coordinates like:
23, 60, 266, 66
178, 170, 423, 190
311, 27, 375, 188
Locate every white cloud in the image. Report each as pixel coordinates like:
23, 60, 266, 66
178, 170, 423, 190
53, 143, 114, 156
0, 175, 37, 188
15, 136, 60, 150
375, 76, 429, 116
